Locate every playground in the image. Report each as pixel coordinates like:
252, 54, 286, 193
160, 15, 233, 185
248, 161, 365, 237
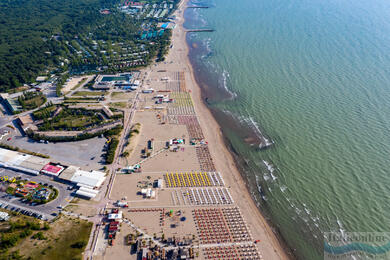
0, 176, 57, 204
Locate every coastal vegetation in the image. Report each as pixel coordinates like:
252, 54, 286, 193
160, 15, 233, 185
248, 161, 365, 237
103, 125, 123, 164
37, 107, 104, 131
17, 92, 47, 111
122, 123, 141, 158
105, 138, 119, 164
55, 74, 70, 97
0, 215, 92, 260
0, 0, 178, 92
32, 102, 56, 120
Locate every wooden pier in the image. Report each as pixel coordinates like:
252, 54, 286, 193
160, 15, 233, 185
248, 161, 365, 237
185, 29, 215, 32
187, 6, 210, 8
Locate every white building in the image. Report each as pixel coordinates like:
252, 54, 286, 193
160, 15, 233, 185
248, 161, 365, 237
108, 211, 123, 220
71, 170, 106, 189
0, 212, 10, 221
0, 148, 50, 175
157, 179, 163, 188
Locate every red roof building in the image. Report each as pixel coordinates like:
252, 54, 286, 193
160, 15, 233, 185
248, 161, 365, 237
41, 163, 64, 176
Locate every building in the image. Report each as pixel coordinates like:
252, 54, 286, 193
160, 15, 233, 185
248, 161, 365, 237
57, 165, 80, 182
92, 82, 112, 90
0, 148, 50, 175
0, 128, 9, 140
18, 114, 34, 126
132, 80, 140, 87
108, 211, 122, 221
0, 147, 106, 199
41, 163, 65, 176
17, 114, 35, 133
36, 76, 47, 82
102, 106, 114, 118
0, 212, 10, 221
75, 187, 99, 199
3, 98, 22, 114
0, 93, 9, 101
70, 170, 106, 189
157, 179, 163, 188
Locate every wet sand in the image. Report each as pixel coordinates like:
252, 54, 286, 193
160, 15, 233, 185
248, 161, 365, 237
166, 0, 291, 259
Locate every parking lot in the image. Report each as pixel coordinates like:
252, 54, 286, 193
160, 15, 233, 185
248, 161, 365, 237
0, 168, 74, 220
6, 134, 107, 171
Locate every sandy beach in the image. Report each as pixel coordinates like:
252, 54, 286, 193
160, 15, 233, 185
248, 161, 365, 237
166, 1, 291, 259
93, 0, 293, 259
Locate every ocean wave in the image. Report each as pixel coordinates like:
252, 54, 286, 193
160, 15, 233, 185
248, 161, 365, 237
200, 37, 213, 60
221, 69, 237, 100
336, 217, 346, 237
235, 116, 273, 148
190, 7, 207, 27
255, 175, 267, 200
263, 160, 277, 181
247, 117, 273, 147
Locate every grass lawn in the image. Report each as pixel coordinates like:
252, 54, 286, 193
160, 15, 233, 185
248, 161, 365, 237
33, 105, 57, 119
51, 116, 99, 129
64, 100, 100, 103
72, 91, 106, 96
111, 92, 135, 100
22, 96, 46, 110
109, 102, 128, 108
71, 77, 87, 91
37, 108, 103, 131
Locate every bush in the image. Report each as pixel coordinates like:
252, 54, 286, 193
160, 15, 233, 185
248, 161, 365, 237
71, 241, 87, 249
32, 232, 46, 240
49, 188, 59, 201
26, 124, 122, 143
105, 138, 119, 164
43, 223, 50, 230
27, 221, 41, 230
6, 187, 15, 195
0, 233, 20, 249
19, 229, 32, 238
7, 250, 23, 260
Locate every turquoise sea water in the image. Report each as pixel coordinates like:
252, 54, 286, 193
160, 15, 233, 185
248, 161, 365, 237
185, 0, 390, 259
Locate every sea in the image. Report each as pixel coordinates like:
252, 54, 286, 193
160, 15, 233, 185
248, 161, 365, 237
184, 0, 390, 259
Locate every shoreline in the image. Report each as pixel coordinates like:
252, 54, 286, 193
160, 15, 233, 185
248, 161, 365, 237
170, 0, 293, 259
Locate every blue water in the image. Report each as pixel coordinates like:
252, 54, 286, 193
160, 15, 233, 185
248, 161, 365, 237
185, 0, 390, 259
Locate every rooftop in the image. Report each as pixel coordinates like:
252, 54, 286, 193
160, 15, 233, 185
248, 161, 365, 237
71, 170, 106, 188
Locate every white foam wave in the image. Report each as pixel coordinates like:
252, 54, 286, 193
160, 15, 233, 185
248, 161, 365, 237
204, 37, 212, 54
255, 175, 267, 200
336, 218, 345, 237
248, 117, 273, 147
221, 69, 237, 99
280, 185, 287, 193
263, 160, 277, 181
